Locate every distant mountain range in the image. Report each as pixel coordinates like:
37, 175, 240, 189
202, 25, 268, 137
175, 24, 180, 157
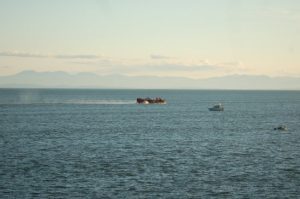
0, 70, 299, 90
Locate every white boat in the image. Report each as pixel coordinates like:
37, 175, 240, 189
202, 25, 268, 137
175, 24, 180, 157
209, 103, 224, 111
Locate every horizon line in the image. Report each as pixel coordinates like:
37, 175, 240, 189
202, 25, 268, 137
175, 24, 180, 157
1, 70, 300, 79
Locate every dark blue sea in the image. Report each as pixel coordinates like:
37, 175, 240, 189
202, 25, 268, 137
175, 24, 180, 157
0, 89, 299, 198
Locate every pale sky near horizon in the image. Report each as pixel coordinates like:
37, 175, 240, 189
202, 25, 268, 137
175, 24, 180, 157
0, 0, 299, 79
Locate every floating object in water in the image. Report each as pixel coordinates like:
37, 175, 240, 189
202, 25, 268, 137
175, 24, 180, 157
136, 97, 166, 104
274, 125, 288, 131
209, 103, 224, 111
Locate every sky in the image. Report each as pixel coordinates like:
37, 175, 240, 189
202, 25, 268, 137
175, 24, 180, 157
0, 0, 299, 79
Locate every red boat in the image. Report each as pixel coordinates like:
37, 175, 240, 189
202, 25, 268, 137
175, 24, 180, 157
136, 97, 166, 104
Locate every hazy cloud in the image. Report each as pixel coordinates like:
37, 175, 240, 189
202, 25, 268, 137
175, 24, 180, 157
144, 64, 220, 72
71, 57, 227, 75
0, 51, 47, 58
0, 51, 102, 59
1, 50, 247, 78
55, 54, 101, 59
150, 54, 172, 60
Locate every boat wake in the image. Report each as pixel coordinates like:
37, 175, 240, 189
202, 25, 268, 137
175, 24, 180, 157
0, 100, 136, 105
64, 100, 136, 105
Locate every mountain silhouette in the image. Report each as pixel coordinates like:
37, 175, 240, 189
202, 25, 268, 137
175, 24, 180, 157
0, 71, 299, 90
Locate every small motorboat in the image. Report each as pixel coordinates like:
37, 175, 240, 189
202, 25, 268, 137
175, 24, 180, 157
274, 125, 288, 131
136, 97, 166, 104
209, 103, 224, 111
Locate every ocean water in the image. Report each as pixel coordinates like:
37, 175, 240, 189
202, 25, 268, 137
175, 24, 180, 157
0, 89, 299, 198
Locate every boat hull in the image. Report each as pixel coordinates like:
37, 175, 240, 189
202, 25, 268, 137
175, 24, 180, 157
208, 107, 224, 111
